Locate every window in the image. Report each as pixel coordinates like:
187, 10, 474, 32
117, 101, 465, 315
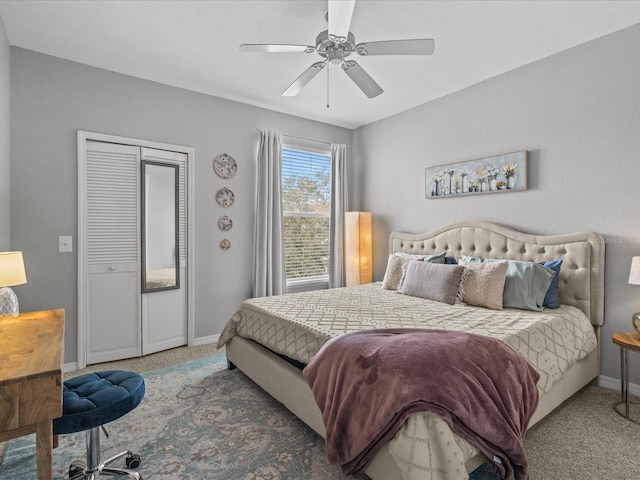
281, 146, 331, 285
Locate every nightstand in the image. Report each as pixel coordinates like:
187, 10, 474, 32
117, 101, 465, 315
612, 332, 640, 423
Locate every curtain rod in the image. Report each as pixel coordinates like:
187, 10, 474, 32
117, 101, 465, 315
255, 129, 347, 148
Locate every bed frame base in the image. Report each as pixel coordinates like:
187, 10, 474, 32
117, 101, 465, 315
225, 335, 598, 479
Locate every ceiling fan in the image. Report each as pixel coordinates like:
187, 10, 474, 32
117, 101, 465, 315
239, 0, 435, 99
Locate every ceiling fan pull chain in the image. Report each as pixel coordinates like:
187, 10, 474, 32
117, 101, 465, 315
326, 64, 330, 109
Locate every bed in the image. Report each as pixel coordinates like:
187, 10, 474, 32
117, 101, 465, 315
217, 221, 604, 480
144, 267, 177, 289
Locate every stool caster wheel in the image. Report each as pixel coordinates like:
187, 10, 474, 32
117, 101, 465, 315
126, 453, 142, 469
69, 464, 84, 479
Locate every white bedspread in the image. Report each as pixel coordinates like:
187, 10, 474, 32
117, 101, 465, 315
218, 283, 597, 480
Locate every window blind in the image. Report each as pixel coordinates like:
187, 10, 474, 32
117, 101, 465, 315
282, 147, 331, 281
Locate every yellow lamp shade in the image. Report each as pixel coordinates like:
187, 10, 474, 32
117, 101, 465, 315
0, 251, 27, 287
345, 212, 372, 286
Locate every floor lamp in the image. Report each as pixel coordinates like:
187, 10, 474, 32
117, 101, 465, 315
345, 212, 372, 286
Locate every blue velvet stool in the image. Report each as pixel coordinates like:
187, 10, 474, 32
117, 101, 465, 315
53, 370, 145, 479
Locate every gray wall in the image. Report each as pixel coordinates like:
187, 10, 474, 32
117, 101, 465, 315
10, 47, 351, 364
353, 24, 640, 384
0, 17, 9, 250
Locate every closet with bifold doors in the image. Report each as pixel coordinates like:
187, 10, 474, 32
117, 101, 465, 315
78, 133, 193, 367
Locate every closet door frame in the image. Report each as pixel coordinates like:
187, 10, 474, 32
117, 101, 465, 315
77, 131, 195, 369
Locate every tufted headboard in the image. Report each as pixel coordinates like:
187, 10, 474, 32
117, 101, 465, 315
389, 221, 605, 327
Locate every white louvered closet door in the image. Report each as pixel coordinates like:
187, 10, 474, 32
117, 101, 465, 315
140, 147, 188, 355
85, 141, 141, 364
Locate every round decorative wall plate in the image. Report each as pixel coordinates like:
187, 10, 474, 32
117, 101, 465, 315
213, 154, 237, 179
220, 239, 231, 250
216, 187, 235, 207
218, 215, 233, 231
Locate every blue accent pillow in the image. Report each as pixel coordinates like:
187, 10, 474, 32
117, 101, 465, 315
462, 256, 555, 311
422, 251, 446, 264
444, 256, 458, 265
540, 260, 562, 309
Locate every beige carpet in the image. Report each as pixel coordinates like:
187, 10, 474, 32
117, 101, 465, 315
2, 343, 640, 479
67, 342, 223, 377
525, 385, 640, 479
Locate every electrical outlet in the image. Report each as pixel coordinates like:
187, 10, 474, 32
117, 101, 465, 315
59, 236, 73, 253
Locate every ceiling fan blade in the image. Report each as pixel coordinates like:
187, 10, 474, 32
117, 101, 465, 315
341, 60, 383, 98
282, 61, 327, 97
356, 39, 435, 56
240, 44, 315, 54
328, 0, 356, 43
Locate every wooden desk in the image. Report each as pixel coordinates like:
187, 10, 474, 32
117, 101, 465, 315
0, 309, 64, 480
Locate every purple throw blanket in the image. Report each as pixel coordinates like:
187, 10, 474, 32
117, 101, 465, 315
303, 329, 540, 479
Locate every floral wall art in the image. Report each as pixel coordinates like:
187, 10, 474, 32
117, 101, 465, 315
425, 151, 528, 199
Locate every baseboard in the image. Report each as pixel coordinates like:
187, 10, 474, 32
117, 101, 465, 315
599, 374, 640, 396
64, 362, 78, 373
191, 333, 220, 347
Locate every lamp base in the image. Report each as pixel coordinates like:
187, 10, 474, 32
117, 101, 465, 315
633, 312, 640, 335
0, 286, 20, 316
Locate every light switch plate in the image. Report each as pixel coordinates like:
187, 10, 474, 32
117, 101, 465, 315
59, 236, 73, 253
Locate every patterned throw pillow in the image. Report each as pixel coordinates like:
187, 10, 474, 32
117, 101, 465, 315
381, 254, 408, 290
458, 260, 508, 310
381, 252, 446, 290
381, 253, 425, 290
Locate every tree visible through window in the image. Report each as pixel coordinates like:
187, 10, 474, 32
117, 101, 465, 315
281, 147, 331, 282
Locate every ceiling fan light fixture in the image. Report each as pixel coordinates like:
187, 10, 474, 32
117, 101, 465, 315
324, 45, 350, 65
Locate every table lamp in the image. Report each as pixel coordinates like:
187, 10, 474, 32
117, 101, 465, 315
0, 251, 27, 317
628, 256, 640, 334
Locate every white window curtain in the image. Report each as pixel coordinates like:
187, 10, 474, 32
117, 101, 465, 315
328, 143, 349, 288
252, 130, 286, 297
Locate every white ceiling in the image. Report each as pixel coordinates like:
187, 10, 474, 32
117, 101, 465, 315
1, 0, 640, 129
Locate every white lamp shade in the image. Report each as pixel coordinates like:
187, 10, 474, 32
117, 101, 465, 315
0, 251, 27, 287
630, 257, 640, 285
345, 212, 372, 286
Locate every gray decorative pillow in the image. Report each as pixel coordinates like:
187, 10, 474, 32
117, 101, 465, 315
458, 260, 508, 310
399, 261, 465, 305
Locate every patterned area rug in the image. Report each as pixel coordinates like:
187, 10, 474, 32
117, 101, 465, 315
0, 354, 498, 479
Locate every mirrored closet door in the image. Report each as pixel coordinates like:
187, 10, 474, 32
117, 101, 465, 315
79, 137, 190, 367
